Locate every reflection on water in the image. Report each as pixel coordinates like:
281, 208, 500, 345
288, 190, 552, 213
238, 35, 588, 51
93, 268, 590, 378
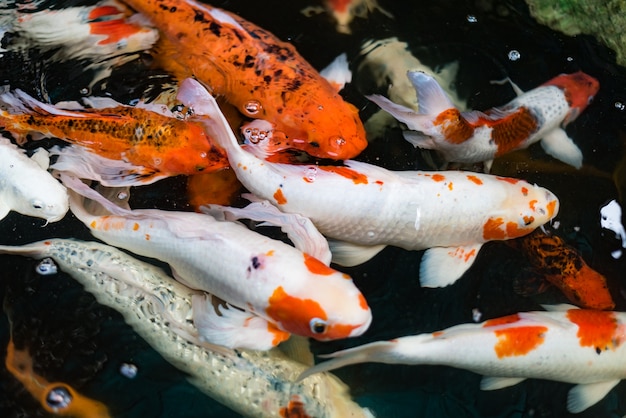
1, 0, 626, 417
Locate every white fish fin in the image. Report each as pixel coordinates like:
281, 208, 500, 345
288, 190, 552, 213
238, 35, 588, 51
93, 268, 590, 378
279, 335, 314, 366
1, 89, 87, 118
407, 71, 455, 116
567, 380, 621, 413
483, 159, 493, 173
58, 172, 134, 218
480, 376, 526, 390
367, 94, 431, 132
50, 144, 167, 186
419, 244, 483, 288
490, 76, 525, 97
30, 148, 50, 170
201, 195, 332, 265
298, 340, 398, 381
540, 303, 579, 312
329, 240, 386, 267
320, 53, 352, 92
0, 202, 11, 220
540, 128, 583, 169
191, 294, 288, 350
402, 130, 438, 150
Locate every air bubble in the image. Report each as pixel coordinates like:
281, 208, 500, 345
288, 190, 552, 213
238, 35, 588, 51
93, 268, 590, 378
36, 258, 58, 275
466, 15, 478, 23
472, 308, 482, 322
46, 386, 72, 410
507, 50, 521, 61
117, 191, 128, 200
120, 363, 138, 379
615, 101, 625, 111
244, 100, 261, 115
305, 166, 317, 182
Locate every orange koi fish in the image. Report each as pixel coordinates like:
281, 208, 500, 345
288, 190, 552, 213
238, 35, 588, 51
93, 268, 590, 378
508, 228, 615, 310
0, 89, 228, 186
6, 339, 111, 417
120, 0, 368, 160
369, 71, 599, 170
300, 306, 626, 413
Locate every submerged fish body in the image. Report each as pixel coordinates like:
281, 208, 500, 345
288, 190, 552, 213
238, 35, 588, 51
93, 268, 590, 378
301, 0, 393, 34
369, 71, 600, 169
0, 135, 68, 222
509, 228, 615, 310
121, 0, 367, 160
0, 90, 229, 185
60, 174, 371, 349
178, 78, 560, 287
0, 238, 372, 418
300, 307, 626, 413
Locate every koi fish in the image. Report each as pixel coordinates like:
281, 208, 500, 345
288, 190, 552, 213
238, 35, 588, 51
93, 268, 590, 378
59, 173, 371, 350
1, 0, 158, 89
120, 0, 367, 160
600, 199, 626, 259
178, 77, 560, 287
5, 338, 111, 418
301, 0, 393, 34
0, 135, 68, 222
508, 228, 615, 310
0, 238, 372, 418
0, 89, 229, 186
368, 71, 600, 170
299, 306, 626, 413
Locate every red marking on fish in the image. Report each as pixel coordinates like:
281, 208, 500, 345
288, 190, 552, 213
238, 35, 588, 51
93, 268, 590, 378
493, 325, 547, 358
274, 188, 287, 204
431, 173, 445, 182
483, 313, 521, 327
567, 310, 622, 351
467, 175, 483, 185
319, 165, 368, 184
303, 253, 336, 276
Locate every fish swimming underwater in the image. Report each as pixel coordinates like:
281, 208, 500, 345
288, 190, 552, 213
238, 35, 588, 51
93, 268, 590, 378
178, 77, 560, 287
301, 0, 393, 34
0, 89, 228, 186
508, 228, 615, 310
299, 306, 626, 413
368, 71, 600, 170
120, 0, 368, 160
0, 238, 372, 418
0, 135, 68, 222
59, 173, 371, 350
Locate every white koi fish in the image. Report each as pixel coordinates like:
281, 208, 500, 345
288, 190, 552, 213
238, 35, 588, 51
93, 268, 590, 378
59, 173, 372, 350
299, 305, 626, 413
0, 238, 373, 418
0, 135, 68, 222
368, 71, 599, 170
178, 78, 560, 287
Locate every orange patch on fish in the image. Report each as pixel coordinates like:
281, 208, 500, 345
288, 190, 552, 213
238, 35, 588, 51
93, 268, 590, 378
319, 166, 368, 184
483, 313, 521, 327
506, 221, 532, 239
274, 188, 287, 204
448, 182, 454, 191
303, 253, 336, 276
267, 322, 291, 346
547, 200, 558, 217
493, 325, 547, 358
358, 293, 369, 310
266, 286, 327, 338
187, 169, 242, 210
325, 322, 362, 339
567, 310, 621, 350
431, 173, 446, 182
521, 187, 529, 196
279, 396, 311, 418
496, 176, 519, 184
529, 199, 537, 211
483, 217, 505, 240
482, 107, 538, 156
434, 108, 474, 144
132, 222, 139, 231
467, 175, 483, 185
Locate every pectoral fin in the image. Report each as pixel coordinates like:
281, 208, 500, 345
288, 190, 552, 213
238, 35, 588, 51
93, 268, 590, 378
567, 379, 620, 413
0, 201, 11, 220
480, 376, 526, 390
540, 128, 583, 169
328, 240, 386, 267
192, 294, 290, 350
419, 244, 482, 287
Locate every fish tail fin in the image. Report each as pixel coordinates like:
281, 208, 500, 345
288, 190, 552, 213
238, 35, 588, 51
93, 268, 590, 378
297, 339, 407, 381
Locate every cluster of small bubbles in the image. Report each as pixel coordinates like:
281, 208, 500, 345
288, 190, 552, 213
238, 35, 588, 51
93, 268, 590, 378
45, 386, 72, 410
243, 127, 269, 144
305, 166, 317, 182
36, 258, 58, 275
466, 14, 478, 23
508, 50, 521, 61
244, 100, 261, 115
120, 362, 139, 379
335, 137, 346, 146
615, 101, 625, 111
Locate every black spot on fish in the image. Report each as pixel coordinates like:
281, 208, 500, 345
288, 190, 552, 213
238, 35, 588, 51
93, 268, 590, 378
310, 142, 320, 148
287, 79, 302, 92
251, 256, 261, 269
263, 75, 272, 84
596, 346, 602, 354
208, 21, 221, 36
244, 55, 255, 68
194, 9, 209, 23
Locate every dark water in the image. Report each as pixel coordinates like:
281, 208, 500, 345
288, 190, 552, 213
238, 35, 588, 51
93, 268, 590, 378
1, 0, 626, 417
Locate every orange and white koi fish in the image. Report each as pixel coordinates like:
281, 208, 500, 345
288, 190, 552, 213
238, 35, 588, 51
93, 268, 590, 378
1, 0, 158, 88
178, 78, 559, 287
0, 135, 68, 222
120, 0, 367, 160
301, 0, 393, 34
299, 306, 626, 413
59, 173, 371, 350
508, 228, 615, 310
6, 338, 111, 417
369, 71, 599, 170
0, 89, 228, 186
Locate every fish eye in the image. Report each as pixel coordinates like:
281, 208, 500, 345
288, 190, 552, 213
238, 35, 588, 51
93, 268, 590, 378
309, 318, 327, 334
31, 199, 44, 210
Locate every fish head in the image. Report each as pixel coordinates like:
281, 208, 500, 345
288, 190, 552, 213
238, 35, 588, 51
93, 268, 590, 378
543, 71, 600, 125
482, 178, 559, 241
12, 178, 69, 223
265, 254, 372, 341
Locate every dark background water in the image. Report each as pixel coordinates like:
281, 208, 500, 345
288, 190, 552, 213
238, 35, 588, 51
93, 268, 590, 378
1, 0, 626, 417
